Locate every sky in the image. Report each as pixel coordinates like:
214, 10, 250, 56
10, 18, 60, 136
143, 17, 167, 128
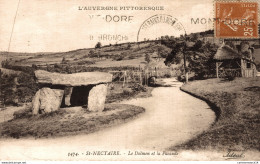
0, 0, 248, 53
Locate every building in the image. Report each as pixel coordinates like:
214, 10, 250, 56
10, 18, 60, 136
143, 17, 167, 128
214, 44, 257, 78
199, 34, 224, 46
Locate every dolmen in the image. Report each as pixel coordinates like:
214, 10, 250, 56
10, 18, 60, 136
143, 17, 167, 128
32, 70, 112, 115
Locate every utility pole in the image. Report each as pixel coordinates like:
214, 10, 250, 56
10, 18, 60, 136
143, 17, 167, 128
183, 34, 188, 83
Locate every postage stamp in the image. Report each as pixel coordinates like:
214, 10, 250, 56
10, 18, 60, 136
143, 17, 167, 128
215, 1, 259, 38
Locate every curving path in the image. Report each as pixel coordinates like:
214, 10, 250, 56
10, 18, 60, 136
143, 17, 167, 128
0, 78, 216, 160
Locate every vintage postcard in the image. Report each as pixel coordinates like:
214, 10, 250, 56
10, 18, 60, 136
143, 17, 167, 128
0, 0, 259, 162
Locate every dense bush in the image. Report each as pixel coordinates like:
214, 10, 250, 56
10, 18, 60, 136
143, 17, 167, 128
0, 64, 38, 106
163, 74, 172, 78
0, 73, 17, 106
114, 55, 124, 61
17, 72, 39, 103
130, 84, 147, 92
177, 75, 185, 82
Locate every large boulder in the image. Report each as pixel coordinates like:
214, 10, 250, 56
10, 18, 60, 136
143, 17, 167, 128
32, 88, 64, 114
35, 70, 112, 86
88, 84, 108, 112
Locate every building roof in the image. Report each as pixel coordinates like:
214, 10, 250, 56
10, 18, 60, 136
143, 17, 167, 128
214, 45, 242, 60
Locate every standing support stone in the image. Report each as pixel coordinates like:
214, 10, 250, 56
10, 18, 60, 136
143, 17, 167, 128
32, 88, 64, 114
32, 90, 40, 115
64, 87, 73, 106
39, 88, 64, 113
88, 84, 108, 112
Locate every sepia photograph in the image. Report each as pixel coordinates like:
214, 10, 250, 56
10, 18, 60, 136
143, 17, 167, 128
0, 0, 259, 162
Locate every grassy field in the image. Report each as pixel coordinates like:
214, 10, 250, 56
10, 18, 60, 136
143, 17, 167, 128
2, 41, 171, 69
171, 77, 260, 151
0, 104, 145, 139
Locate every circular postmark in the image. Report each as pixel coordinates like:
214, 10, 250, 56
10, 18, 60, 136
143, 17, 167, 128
137, 14, 186, 42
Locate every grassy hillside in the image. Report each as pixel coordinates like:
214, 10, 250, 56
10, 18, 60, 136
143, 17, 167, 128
0, 51, 53, 65
2, 40, 259, 70
2, 42, 172, 69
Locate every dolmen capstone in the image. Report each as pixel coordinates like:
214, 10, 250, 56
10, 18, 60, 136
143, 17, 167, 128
32, 70, 112, 115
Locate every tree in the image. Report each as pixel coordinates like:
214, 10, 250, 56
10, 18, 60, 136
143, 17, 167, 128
164, 42, 184, 66
157, 46, 170, 61
95, 42, 102, 49
127, 43, 131, 49
190, 33, 199, 42
145, 53, 151, 63
88, 50, 95, 57
164, 38, 217, 81
170, 36, 175, 40
32, 64, 37, 69
1, 59, 11, 68
160, 36, 165, 40
61, 56, 67, 64
165, 35, 170, 40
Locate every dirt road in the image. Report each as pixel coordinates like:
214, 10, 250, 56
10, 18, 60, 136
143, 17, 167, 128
0, 78, 217, 160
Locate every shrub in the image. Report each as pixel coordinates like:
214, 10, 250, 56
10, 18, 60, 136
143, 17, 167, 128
122, 88, 133, 96
13, 106, 32, 119
127, 43, 131, 49
17, 72, 39, 103
61, 57, 67, 64
226, 75, 236, 81
163, 74, 171, 78
115, 55, 124, 61
148, 77, 156, 86
95, 42, 102, 49
177, 75, 185, 82
130, 84, 147, 92
128, 55, 136, 60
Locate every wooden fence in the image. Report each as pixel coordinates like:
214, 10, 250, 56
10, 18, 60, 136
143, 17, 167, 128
109, 68, 176, 86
